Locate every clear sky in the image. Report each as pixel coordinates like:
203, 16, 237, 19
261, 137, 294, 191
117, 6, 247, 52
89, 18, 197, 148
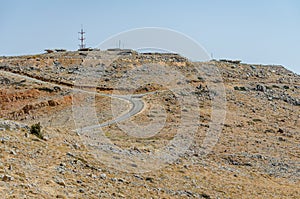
1, 0, 299, 74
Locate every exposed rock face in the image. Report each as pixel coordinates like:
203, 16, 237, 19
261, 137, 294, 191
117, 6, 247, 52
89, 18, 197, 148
0, 51, 299, 198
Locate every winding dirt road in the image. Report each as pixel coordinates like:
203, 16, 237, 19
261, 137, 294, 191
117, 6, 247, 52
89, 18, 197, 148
1, 70, 148, 129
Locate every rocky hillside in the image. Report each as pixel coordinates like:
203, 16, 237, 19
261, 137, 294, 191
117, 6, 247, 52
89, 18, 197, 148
0, 50, 299, 198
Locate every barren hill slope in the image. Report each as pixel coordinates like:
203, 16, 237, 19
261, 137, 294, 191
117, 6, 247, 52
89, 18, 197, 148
0, 50, 299, 198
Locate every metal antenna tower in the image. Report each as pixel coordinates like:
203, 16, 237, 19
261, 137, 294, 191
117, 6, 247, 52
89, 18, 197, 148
78, 25, 86, 49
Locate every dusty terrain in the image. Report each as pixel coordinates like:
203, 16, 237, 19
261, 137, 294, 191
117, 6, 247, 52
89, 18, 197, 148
0, 50, 299, 198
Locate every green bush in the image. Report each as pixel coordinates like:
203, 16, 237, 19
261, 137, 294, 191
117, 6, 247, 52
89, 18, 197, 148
30, 122, 44, 139
234, 86, 247, 91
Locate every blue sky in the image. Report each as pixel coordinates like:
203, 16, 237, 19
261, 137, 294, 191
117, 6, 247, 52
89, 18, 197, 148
1, 0, 299, 74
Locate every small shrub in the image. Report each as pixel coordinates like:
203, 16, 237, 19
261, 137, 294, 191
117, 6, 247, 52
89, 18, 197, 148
283, 85, 289, 90
30, 122, 43, 139
234, 86, 247, 91
253, 118, 262, 122
239, 87, 247, 91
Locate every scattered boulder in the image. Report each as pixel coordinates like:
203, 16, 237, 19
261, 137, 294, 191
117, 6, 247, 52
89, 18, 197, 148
54, 177, 66, 187
22, 104, 34, 114
48, 100, 59, 106
256, 84, 267, 92
265, 129, 275, 134
2, 175, 14, 182
100, 173, 107, 179
0, 77, 11, 85
278, 128, 284, 134
145, 177, 154, 183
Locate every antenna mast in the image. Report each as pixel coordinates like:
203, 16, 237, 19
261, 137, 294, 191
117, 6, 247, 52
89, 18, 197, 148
78, 25, 86, 49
